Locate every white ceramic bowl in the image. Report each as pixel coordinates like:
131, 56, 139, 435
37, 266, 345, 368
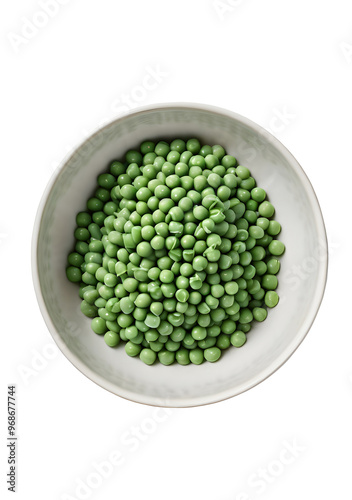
32, 103, 328, 407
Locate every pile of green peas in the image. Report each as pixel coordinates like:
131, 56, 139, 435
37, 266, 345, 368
66, 138, 285, 365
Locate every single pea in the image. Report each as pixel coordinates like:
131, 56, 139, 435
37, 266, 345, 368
140, 141, 155, 154
189, 348, 204, 365
170, 187, 186, 203
158, 270, 173, 284
74, 227, 90, 241
170, 139, 186, 153
123, 278, 139, 293
231, 331, 247, 347
134, 293, 152, 308
268, 240, 285, 256
223, 173, 237, 189
139, 348, 157, 365
144, 165, 157, 181
186, 138, 201, 154
136, 241, 152, 258
207, 173, 222, 189
66, 266, 82, 283
248, 226, 264, 240
258, 201, 275, 218
176, 348, 190, 365
180, 263, 194, 277
68, 250, 85, 267
103, 273, 117, 288
127, 163, 141, 180
192, 256, 208, 275
267, 220, 281, 236
158, 350, 175, 365
235, 165, 250, 180
253, 307, 268, 322
97, 173, 116, 190
251, 187, 266, 202
217, 186, 231, 201
166, 150, 180, 165
211, 284, 225, 298
120, 184, 137, 200
76, 212, 92, 227
216, 334, 231, 350
87, 197, 103, 212
125, 341, 142, 357
240, 176, 255, 191
193, 174, 207, 192
104, 331, 120, 347
109, 160, 124, 176
221, 154, 237, 168
261, 274, 278, 290
125, 149, 142, 165
188, 155, 204, 168
80, 300, 97, 318
267, 258, 281, 275
118, 297, 134, 315
175, 289, 189, 303
91, 317, 107, 335
203, 154, 219, 169
155, 141, 170, 157
204, 347, 221, 362
191, 326, 207, 341
117, 174, 132, 187
265, 291, 279, 308
211, 145, 225, 160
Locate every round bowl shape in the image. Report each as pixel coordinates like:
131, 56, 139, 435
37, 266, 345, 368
32, 103, 328, 407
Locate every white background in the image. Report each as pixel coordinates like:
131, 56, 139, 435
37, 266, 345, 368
1, 0, 352, 499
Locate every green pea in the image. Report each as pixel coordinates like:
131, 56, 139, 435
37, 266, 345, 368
125, 341, 142, 357
267, 220, 281, 236
267, 258, 281, 275
261, 274, 278, 290
104, 331, 120, 347
189, 348, 204, 365
176, 348, 190, 365
191, 326, 207, 341
216, 334, 231, 350
91, 317, 107, 335
158, 350, 175, 365
258, 201, 275, 218
204, 347, 221, 362
231, 331, 247, 347
265, 291, 279, 308
253, 307, 267, 322
268, 240, 285, 256
66, 266, 82, 283
80, 300, 98, 318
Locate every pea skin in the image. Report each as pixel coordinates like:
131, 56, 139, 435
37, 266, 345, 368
67, 139, 284, 364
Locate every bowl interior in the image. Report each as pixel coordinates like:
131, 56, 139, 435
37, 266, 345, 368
34, 105, 327, 407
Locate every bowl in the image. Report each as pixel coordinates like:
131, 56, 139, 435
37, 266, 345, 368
32, 103, 328, 407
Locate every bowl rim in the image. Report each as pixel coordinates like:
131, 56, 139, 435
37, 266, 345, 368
31, 102, 328, 408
